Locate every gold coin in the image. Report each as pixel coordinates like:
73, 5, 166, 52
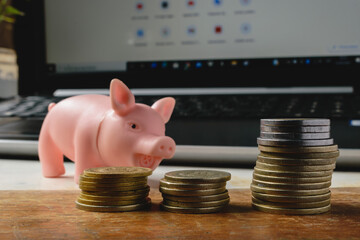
257, 138, 334, 147
252, 172, 332, 184
252, 191, 331, 203
250, 184, 330, 196
256, 162, 336, 172
258, 144, 338, 153
254, 167, 333, 178
82, 185, 150, 196
252, 196, 330, 209
257, 155, 337, 166
161, 190, 229, 203
80, 174, 147, 183
252, 202, 331, 215
160, 203, 227, 214
79, 179, 147, 188
84, 167, 152, 178
75, 198, 151, 212
79, 182, 148, 192
260, 131, 331, 140
159, 186, 226, 196
163, 197, 230, 208
160, 178, 226, 190
259, 151, 340, 159
76, 196, 149, 206
164, 170, 231, 183
80, 192, 149, 201
252, 179, 331, 190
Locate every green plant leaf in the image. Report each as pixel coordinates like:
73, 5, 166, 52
0, 15, 15, 23
5, 5, 24, 16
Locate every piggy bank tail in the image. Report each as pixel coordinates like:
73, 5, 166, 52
48, 103, 56, 112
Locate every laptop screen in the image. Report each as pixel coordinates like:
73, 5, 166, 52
44, 0, 360, 75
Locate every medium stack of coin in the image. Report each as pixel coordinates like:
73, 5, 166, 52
159, 170, 231, 214
252, 118, 339, 215
75, 167, 152, 212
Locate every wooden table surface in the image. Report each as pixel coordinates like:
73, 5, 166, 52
1, 188, 359, 240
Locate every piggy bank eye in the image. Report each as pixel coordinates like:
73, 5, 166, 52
128, 122, 140, 131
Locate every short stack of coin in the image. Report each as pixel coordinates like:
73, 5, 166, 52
160, 170, 231, 214
251, 118, 339, 215
75, 167, 152, 212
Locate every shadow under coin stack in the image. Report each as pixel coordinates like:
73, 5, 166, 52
160, 170, 231, 214
76, 167, 152, 212
251, 119, 339, 215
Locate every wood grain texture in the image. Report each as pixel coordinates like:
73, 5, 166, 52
0, 188, 359, 240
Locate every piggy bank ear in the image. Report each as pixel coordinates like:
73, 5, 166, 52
152, 97, 175, 123
110, 79, 135, 116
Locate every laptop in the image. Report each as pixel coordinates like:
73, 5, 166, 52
1, 0, 360, 167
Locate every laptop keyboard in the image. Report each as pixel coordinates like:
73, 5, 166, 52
0, 94, 359, 119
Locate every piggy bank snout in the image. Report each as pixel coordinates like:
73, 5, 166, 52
151, 136, 176, 159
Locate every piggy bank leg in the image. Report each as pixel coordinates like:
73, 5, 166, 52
73, 136, 101, 184
38, 129, 65, 177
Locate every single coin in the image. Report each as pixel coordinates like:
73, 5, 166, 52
260, 119, 330, 126
256, 162, 336, 172
261, 125, 331, 133
250, 184, 330, 196
252, 202, 331, 215
81, 186, 150, 196
252, 191, 331, 203
160, 178, 226, 190
260, 132, 330, 140
75, 198, 151, 212
161, 191, 229, 203
257, 155, 337, 166
163, 197, 230, 208
159, 186, 226, 196
80, 192, 149, 201
84, 167, 152, 178
258, 144, 338, 153
259, 151, 340, 159
252, 179, 332, 190
257, 138, 334, 147
160, 203, 227, 214
252, 196, 331, 209
164, 170, 231, 183
79, 179, 148, 188
79, 182, 148, 192
80, 174, 147, 183
254, 167, 333, 178
252, 172, 332, 184
76, 196, 149, 206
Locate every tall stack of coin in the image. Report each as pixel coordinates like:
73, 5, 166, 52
75, 167, 152, 212
160, 170, 231, 214
251, 119, 339, 215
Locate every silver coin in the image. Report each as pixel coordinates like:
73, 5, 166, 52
260, 132, 330, 140
252, 172, 332, 184
257, 155, 337, 166
261, 119, 330, 126
261, 125, 330, 133
256, 161, 336, 172
257, 138, 334, 147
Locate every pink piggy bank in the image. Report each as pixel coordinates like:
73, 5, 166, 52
38, 78, 176, 183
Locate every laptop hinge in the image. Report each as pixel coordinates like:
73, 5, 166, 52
54, 86, 354, 97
